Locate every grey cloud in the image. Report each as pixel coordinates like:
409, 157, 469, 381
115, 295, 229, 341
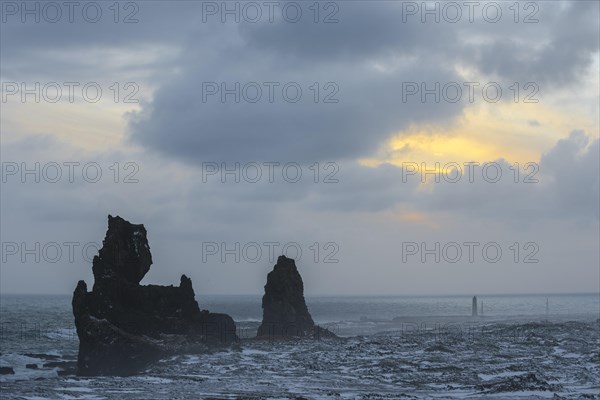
1, 2, 207, 82
466, 1, 599, 87
538, 130, 600, 220
411, 131, 600, 222
126, 1, 598, 165
240, 1, 599, 86
238, 2, 451, 62
128, 52, 464, 163
303, 162, 419, 212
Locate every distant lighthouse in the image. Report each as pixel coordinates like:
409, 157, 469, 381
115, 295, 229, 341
472, 296, 478, 317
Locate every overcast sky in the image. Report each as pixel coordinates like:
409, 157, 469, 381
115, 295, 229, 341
1, 0, 598, 296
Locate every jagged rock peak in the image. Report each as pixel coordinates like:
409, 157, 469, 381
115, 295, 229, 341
73, 215, 237, 376
92, 215, 152, 286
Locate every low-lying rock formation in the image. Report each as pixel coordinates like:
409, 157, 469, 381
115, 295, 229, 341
0, 367, 15, 375
73, 215, 237, 376
257, 255, 335, 339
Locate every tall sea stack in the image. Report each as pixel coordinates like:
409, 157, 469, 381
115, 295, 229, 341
472, 296, 478, 317
257, 255, 335, 338
72, 215, 237, 376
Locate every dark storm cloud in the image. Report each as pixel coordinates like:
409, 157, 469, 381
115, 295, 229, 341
127, 1, 464, 164
124, 1, 599, 165
237, 1, 452, 62
3, 2, 597, 163
128, 58, 464, 164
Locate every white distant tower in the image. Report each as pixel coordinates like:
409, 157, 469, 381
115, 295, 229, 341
472, 296, 478, 317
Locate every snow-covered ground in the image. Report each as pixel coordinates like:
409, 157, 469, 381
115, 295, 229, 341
2, 319, 599, 399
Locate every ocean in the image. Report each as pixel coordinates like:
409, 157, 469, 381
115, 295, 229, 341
1, 293, 599, 399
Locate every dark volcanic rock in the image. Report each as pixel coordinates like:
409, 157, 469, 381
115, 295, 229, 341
73, 215, 237, 376
0, 367, 15, 374
257, 255, 335, 339
24, 353, 60, 360
25, 364, 38, 369
92, 214, 152, 287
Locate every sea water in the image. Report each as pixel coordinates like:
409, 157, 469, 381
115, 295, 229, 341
1, 293, 599, 399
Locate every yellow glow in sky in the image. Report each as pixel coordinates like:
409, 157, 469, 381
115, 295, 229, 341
361, 99, 598, 169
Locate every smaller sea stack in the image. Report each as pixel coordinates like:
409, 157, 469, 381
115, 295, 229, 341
257, 255, 336, 339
